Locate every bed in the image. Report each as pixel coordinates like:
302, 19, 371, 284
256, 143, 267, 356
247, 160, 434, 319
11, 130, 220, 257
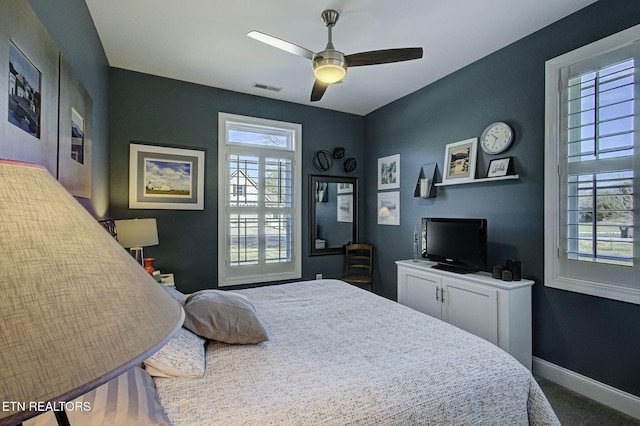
152, 279, 559, 425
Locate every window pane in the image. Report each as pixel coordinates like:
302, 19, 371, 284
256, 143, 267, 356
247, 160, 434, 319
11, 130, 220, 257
567, 171, 633, 265
265, 158, 292, 208
265, 214, 292, 263
566, 59, 635, 164
229, 214, 259, 265
227, 125, 291, 149
229, 156, 259, 207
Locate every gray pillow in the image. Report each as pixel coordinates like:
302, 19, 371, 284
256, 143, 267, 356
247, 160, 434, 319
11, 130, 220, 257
183, 290, 268, 344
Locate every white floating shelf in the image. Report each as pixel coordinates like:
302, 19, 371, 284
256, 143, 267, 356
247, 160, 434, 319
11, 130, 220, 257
435, 174, 520, 187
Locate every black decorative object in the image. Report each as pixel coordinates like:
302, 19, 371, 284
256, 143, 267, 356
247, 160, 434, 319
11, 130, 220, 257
501, 270, 513, 281
492, 265, 504, 279
414, 162, 438, 198
333, 147, 345, 159
506, 259, 522, 281
313, 150, 333, 172
343, 157, 357, 173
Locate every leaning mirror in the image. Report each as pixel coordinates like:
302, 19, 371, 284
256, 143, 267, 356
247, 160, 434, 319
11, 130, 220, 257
309, 175, 358, 256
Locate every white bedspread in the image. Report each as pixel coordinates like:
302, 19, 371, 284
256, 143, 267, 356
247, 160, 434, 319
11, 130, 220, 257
154, 279, 559, 425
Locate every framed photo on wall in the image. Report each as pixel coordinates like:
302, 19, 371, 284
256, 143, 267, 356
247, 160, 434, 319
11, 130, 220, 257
377, 154, 400, 190
377, 191, 400, 226
58, 55, 92, 198
129, 143, 205, 210
0, 0, 60, 175
442, 138, 478, 184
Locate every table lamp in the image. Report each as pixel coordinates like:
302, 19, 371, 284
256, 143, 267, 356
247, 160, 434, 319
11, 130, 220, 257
114, 218, 159, 265
0, 159, 183, 426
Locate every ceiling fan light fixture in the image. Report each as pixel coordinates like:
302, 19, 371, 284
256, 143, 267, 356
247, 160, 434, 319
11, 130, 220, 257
313, 50, 346, 84
314, 63, 346, 84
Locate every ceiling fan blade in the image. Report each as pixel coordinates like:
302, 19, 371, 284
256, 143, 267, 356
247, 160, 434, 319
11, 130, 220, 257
311, 80, 329, 102
247, 30, 315, 60
345, 47, 423, 67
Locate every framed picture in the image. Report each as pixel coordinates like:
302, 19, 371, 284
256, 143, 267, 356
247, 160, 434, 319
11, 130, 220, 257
58, 55, 92, 198
377, 154, 400, 190
442, 138, 478, 184
8, 41, 41, 139
486, 157, 513, 178
129, 143, 205, 210
337, 182, 353, 194
377, 191, 400, 226
337, 194, 353, 223
1, 0, 60, 175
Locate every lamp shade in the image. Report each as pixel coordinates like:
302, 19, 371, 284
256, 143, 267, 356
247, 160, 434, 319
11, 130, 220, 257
0, 159, 183, 426
114, 218, 159, 249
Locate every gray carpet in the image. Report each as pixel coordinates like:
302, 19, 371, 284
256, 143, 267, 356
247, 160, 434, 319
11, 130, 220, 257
535, 376, 640, 425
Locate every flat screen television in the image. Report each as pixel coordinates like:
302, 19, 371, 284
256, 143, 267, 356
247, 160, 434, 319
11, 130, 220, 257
421, 217, 488, 274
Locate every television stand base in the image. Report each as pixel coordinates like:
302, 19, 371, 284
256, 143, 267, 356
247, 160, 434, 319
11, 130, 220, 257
431, 263, 477, 274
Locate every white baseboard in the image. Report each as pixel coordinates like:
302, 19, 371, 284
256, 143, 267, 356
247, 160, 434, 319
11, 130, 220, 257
532, 357, 640, 420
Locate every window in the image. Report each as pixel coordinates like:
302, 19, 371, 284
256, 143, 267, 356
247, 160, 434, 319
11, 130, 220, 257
544, 25, 639, 304
218, 113, 302, 286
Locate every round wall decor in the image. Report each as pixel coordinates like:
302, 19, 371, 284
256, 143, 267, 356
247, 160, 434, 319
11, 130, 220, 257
313, 150, 333, 172
343, 157, 357, 173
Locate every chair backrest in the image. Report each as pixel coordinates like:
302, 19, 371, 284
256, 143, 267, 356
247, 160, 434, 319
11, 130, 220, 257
344, 243, 373, 276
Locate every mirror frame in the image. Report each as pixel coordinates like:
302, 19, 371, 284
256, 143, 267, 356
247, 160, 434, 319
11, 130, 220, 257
309, 174, 358, 256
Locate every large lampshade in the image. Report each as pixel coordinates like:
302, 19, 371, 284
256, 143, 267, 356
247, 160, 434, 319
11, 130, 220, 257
0, 159, 183, 426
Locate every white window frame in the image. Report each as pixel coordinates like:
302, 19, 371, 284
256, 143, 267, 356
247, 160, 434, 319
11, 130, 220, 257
218, 112, 302, 286
544, 24, 640, 304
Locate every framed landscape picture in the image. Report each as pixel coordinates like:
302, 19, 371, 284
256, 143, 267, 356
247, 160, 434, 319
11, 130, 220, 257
129, 143, 205, 210
442, 138, 478, 184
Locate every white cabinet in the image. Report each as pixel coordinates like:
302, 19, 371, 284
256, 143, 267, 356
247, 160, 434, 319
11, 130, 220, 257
396, 259, 533, 369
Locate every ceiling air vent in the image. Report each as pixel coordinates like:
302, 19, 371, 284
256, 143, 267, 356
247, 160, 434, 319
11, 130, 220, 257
253, 83, 282, 92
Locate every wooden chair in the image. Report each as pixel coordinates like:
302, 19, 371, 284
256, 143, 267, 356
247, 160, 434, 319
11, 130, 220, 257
342, 243, 373, 291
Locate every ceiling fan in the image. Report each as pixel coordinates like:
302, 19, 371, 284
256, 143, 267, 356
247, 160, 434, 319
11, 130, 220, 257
247, 9, 423, 102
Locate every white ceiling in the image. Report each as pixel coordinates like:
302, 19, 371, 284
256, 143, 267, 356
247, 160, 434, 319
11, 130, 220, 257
85, 0, 597, 116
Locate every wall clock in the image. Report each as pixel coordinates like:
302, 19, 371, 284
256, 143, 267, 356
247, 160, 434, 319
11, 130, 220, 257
480, 122, 514, 154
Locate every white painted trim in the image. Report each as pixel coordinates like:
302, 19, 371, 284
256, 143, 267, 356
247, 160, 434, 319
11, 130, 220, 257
217, 112, 302, 286
533, 357, 640, 420
543, 24, 640, 304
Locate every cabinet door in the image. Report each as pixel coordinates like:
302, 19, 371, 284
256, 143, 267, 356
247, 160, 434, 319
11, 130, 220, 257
398, 269, 442, 319
442, 278, 498, 345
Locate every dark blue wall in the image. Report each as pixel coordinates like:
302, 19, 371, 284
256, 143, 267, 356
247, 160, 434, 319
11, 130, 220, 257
108, 68, 365, 292
363, 0, 640, 396
28, 0, 640, 400
27, 0, 110, 217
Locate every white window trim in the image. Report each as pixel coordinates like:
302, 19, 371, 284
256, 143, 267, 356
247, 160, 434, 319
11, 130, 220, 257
544, 24, 640, 304
218, 112, 302, 286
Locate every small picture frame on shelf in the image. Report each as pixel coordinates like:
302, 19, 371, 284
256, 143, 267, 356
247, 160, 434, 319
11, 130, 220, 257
486, 157, 514, 178
442, 138, 477, 184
